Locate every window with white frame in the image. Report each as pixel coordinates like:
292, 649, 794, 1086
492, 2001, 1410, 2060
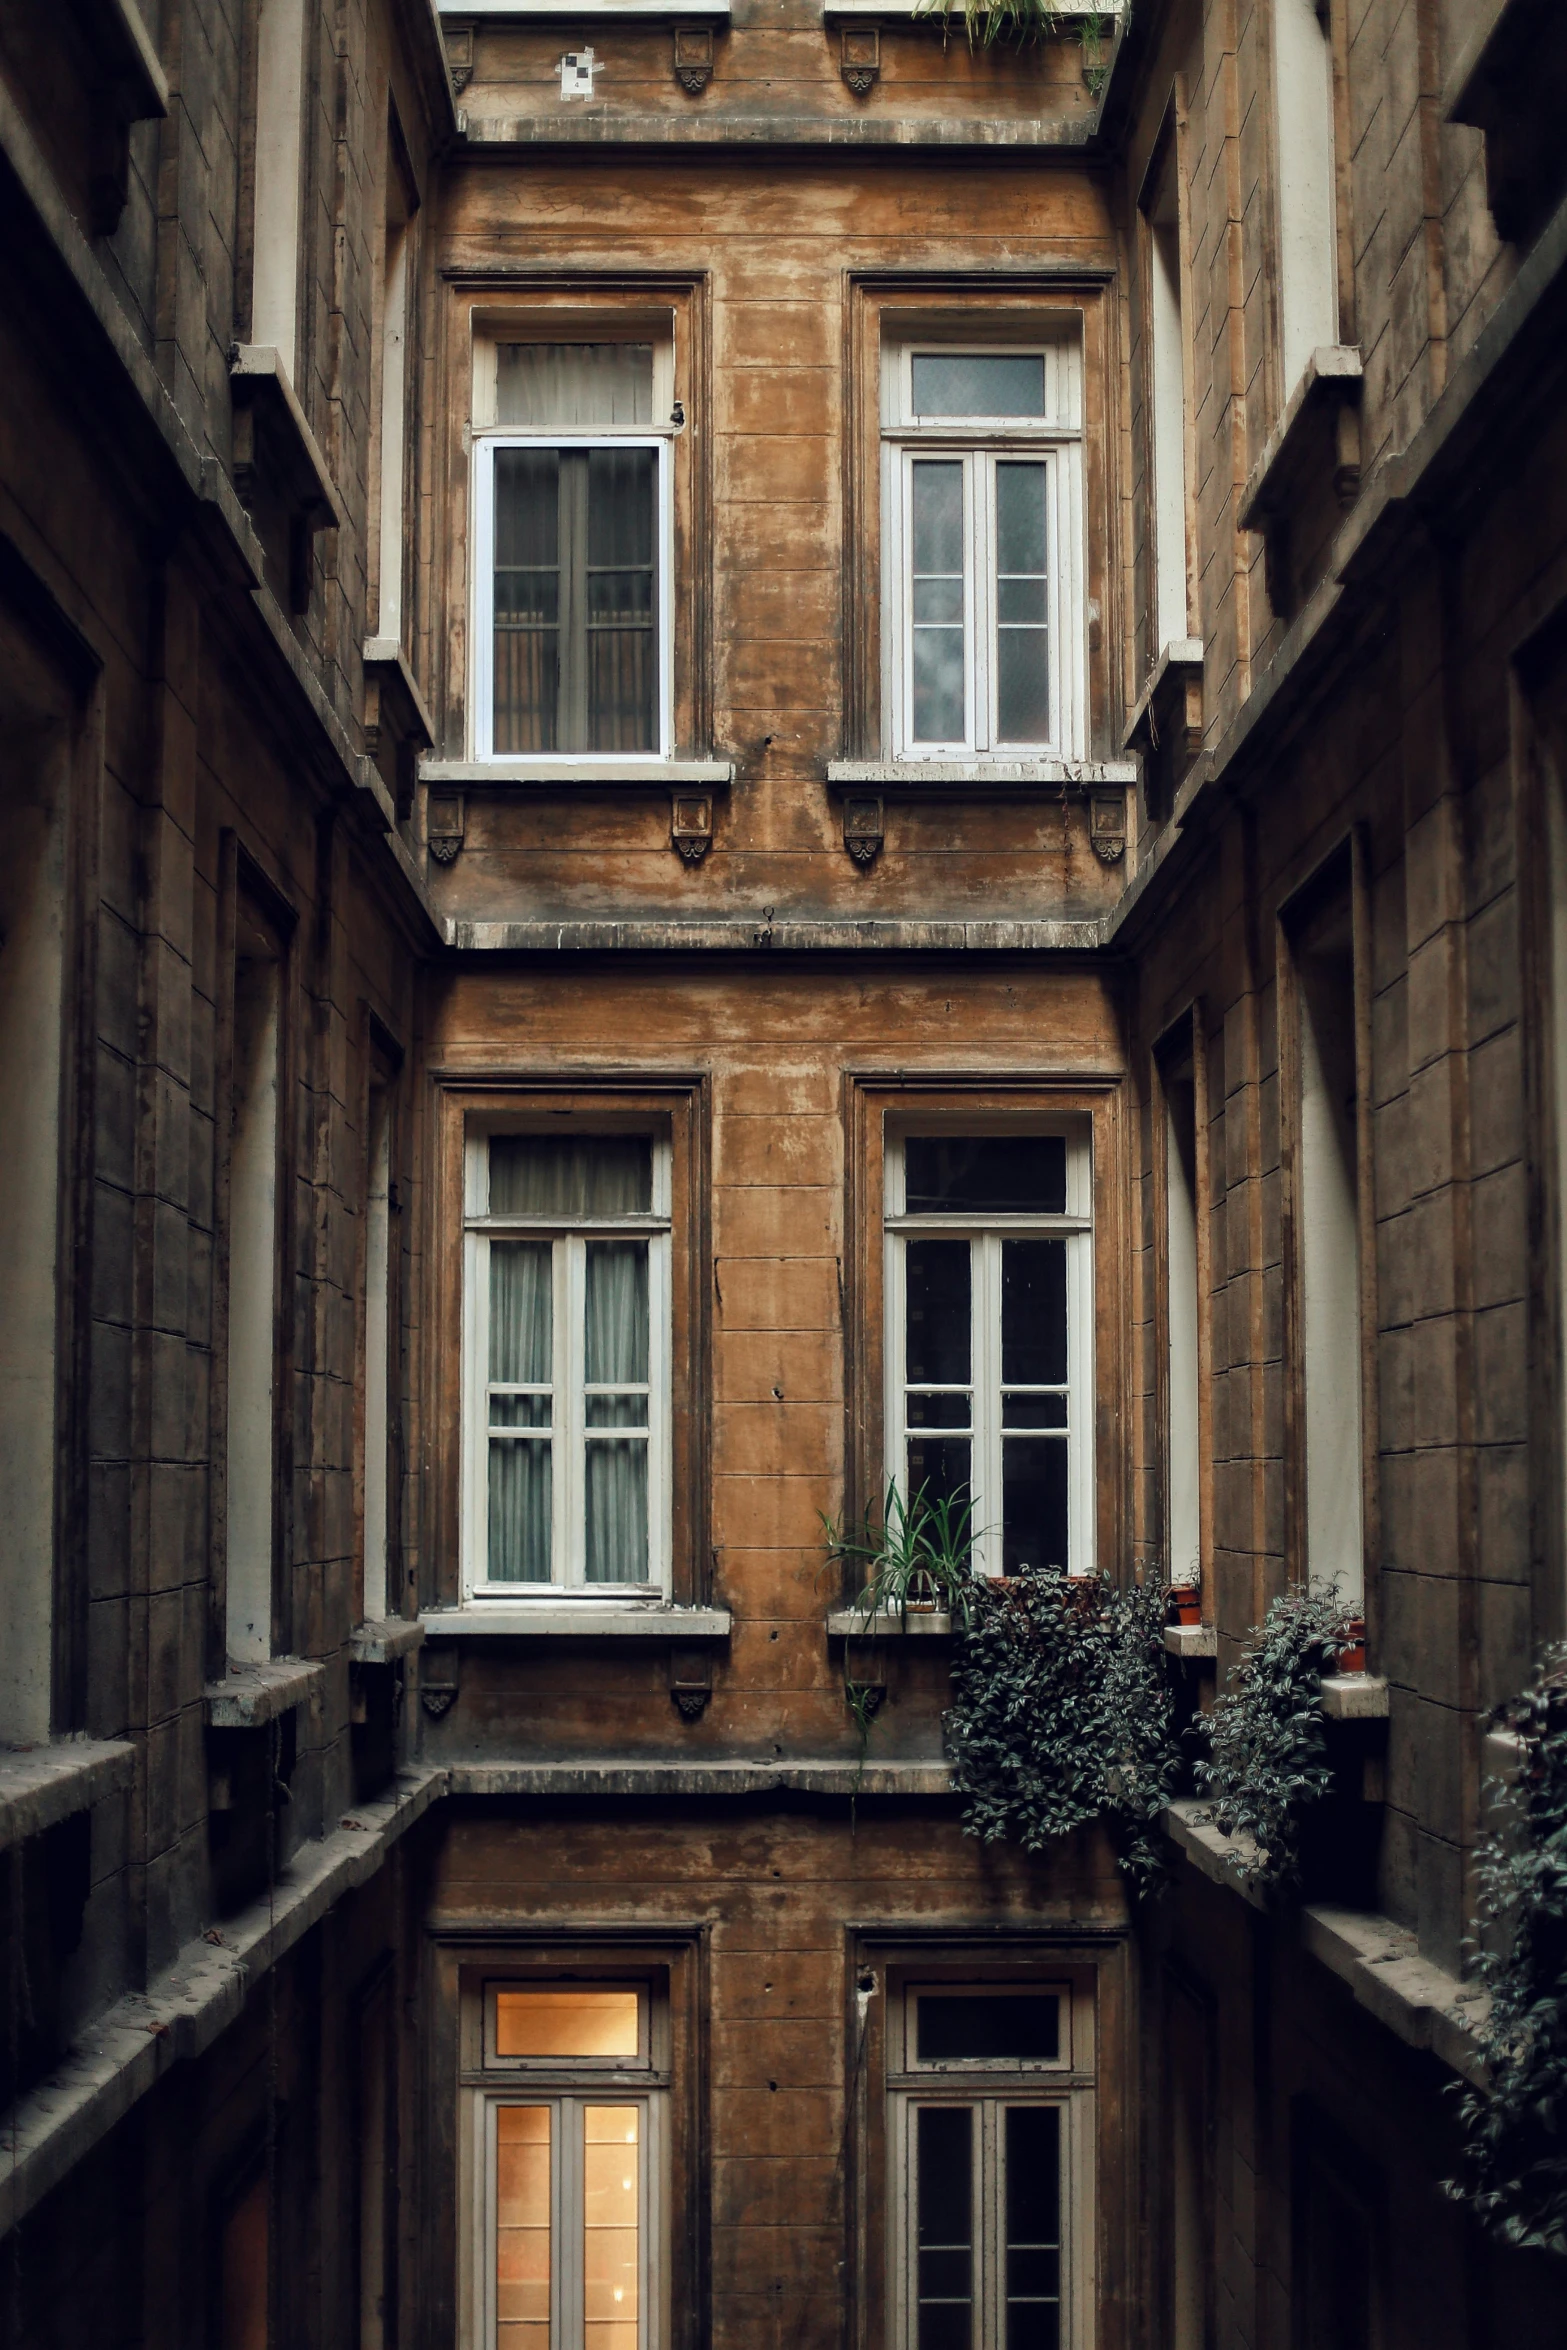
472, 1985, 666, 2350
881, 341, 1086, 761
884, 1128, 1094, 1579
889, 1984, 1093, 2350
473, 341, 675, 760
463, 1131, 671, 1596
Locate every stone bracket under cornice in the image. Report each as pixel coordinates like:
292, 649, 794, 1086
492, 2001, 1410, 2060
1240, 346, 1364, 618
1123, 638, 1204, 819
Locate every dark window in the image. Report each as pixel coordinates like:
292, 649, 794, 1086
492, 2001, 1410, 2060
918, 1995, 1060, 2065
917, 2106, 974, 2350
904, 1138, 1067, 1217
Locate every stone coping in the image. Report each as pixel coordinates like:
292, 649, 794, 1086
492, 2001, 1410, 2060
203, 1657, 328, 1730
0, 1738, 137, 1858
420, 1605, 732, 1638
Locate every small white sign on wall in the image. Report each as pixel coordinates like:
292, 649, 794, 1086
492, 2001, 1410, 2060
559, 49, 597, 97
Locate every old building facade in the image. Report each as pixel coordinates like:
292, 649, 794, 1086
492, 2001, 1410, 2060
2, 0, 1566, 2342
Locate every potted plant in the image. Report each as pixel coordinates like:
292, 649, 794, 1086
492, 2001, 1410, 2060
823, 1479, 981, 1631
1167, 1578, 1203, 1629
1336, 1614, 1367, 1674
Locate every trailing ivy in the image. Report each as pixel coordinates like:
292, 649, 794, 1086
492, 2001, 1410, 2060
1193, 1584, 1350, 1893
1450, 1650, 1567, 2256
944, 1566, 1180, 1898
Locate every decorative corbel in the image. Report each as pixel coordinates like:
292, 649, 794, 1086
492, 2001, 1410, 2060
843, 794, 884, 865
673, 25, 714, 92
445, 23, 475, 93
427, 790, 466, 864
672, 791, 714, 863
840, 24, 881, 93
420, 1658, 460, 1719
1090, 790, 1127, 864
669, 1647, 713, 1721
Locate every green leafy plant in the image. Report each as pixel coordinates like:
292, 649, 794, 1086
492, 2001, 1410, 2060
824, 1478, 981, 1631
1449, 1650, 1567, 2255
943, 1566, 1180, 1898
912, 0, 1117, 92
1193, 1583, 1353, 1893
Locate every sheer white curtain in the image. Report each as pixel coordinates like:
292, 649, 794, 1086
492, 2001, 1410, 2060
490, 1136, 650, 1216
488, 1240, 552, 1582
584, 1241, 649, 1583
497, 344, 654, 428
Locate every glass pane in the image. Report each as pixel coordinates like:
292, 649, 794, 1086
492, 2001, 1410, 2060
1002, 1439, 1068, 1577
491, 1395, 552, 1430
916, 2107, 973, 2350
904, 1138, 1066, 1216
584, 2107, 640, 2350
995, 463, 1050, 743
585, 1440, 649, 1583
911, 461, 965, 744
494, 450, 560, 755
906, 1239, 971, 1385
1001, 1394, 1067, 1431
917, 1995, 1060, 2064
490, 1137, 652, 1217
1005, 2107, 1061, 2350
495, 1990, 640, 2058
496, 2106, 551, 2350
1001, 1241, 1067, 1386
907, 1392, 972, 1430
489, 1437, 552, 1583
585, 1242, 650, 1385
586, 450, 657, 754
906, 1435, 972, 1516
496, 343, 654, 428
911, 353, 1046, 417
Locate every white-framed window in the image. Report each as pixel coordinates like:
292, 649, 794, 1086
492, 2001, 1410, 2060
462, 1129, 672, 1596
889, 1983, 1094, 2350
880, 341, 1086, 762
472, 340, 676, 761
884, 1126, 1095, 1578
470, 1985, 667, 2350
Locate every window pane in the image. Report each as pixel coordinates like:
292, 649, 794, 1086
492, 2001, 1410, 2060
917, 1994, 1060, 2064
585, 1242, 650, 1385
494, 450, 560, 755
496, 1990, 640, 2058
911, 461, 965, 743
1001, 1394, 1067, 1431
586, 1395, 649, 1430
496, 344, 654, 428
492, 1395, 553, 1430
911, 353, 1046, 417
1001, 1241, 1067, 1385
916, 2107, 974, 2350
489, 1437, 552, 1583
490, 1137, 653, 1217
905, 1137, 1066, 1216
907, 1392, 972, 1430
1001, 1439, 1068, 1576
995, 463, 1050, 743
586, 449, 657, 753
584, 2106, 640, 2350
907, 1436, 973, 1517
585, 1440, 649, 1583
1005, 2107, 1061, 2350
491, 1242, 553, 1384
496, 2106, 551, 2350
906, 1239, 971, 1385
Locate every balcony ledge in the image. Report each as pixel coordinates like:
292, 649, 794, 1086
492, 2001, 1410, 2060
0, 1738, 137, 1857
419, 1604, 732, 1638
350, 1618, 426, 1666
203, 1656, 327, 1730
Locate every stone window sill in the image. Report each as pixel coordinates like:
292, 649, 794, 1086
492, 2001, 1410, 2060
1124, 639, 1204, 814
1319, 1672, 1389, 1721
203, 1657, 327, 1730
826, 1608, 954, 1637
441, 0, 730, 15
820, 0, 1117, 13
827, 758, 1137, 796
420, 758, 734, 790
350, 1618, 426, 1666
0, 1738, 137, 1857
364, 640, 435, 821
1240, 346, 1363, 612
1163, 1622, 1217, 1659
419, 1604, 732, 1639
229, 348, 347, 536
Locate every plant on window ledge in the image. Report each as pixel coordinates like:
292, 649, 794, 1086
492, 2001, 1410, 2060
824, 1479, 982, 1630
943, 1565, 1180, 1898
915, 0, 1116, 93
1193, 1583, 1353, 1894
1449, 1648, 1567, 2256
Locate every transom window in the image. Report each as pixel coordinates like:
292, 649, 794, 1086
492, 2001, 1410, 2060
473, 340, 674, 760
881, 338, 1086, 762
884, 1127, 1094, 1578
462, 1131, 672, 1595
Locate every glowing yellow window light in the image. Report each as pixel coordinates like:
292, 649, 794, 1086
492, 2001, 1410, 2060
495, 1989, 641, 2060
496, 2106, 550, 2350
584, 2105, 639, 2350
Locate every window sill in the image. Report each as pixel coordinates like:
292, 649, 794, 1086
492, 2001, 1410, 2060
364, 640, 435, 821
1163, 1622, 1217, 1660
1239, 346, 1363, 612
203, 1657, 328, 1730
350, 1618, 426, 1666
826, 1608, 955, 1637
441, 0, 730, 15
229, 348, 348, 533
1319, 1672, 1389, 1722
821, 0, 1116, 14
826, 758, 1138, 795
0, 1738, 137, 1857
420, 758, 734, 789
420, 1604, 732, 1639
1123, 639, 1204, 811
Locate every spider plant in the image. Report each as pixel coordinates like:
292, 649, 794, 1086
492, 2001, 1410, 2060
823, 1479, 983, 1631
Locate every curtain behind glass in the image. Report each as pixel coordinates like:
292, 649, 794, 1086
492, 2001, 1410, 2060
490, 1136, 652, 1217
586, 449, 655, 752
488, 1241, 553, 1581
494, 451, 559, 754
584, 1241, 649, 1582
497, 345, 654, 428
492, 446, 656, 754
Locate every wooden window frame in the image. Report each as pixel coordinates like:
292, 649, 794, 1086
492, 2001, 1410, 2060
431, 1079, 711, 1614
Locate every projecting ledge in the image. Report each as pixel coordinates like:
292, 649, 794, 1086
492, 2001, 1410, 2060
204, 1656, 327, 1730
1163, 1623, 1217, 1659
420, 759, 734, 790
0, 1739, 137, 1857
350, 1618, 426, 1666
827, 758, 1138, 794
1300, 1905, 1485, 2084
827, 1609, 953, 1637
420, 1605, 732, 1639
1319, 1672, 1389, 1720
445, 1757, 954, 1797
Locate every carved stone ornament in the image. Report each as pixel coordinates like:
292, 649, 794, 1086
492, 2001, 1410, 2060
843, 794, 884, 865
420, 1678, 458, 1720
840, 25, 881, 94
671, 1684, 712, 1721
1090, 790, 1127, 864
673, 25, 714, 92
671, 791, 714, 863
427, 790, 466, 864
444, 24, 475, 94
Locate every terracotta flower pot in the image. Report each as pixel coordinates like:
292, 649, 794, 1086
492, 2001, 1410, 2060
1337, 1617, 1367, 1674
1168, 1582, 1202, 1628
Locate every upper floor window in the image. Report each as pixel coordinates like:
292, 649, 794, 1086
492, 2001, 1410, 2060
884, 1126, 1094, 1578
462, 1129, 672, 1596
881, 339, 1086, 762
1272, 0, 1340, 394
473, 340, 675, 761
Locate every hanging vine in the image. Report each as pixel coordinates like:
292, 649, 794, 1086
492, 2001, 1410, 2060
1193, 1583, 1352, 1894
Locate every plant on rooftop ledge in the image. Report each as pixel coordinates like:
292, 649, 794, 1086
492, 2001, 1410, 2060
1449, 1649, 1567, 2256
943, 1565, 1180, 1899
1193, 1583, 1354, 1894
914, 0, 1117, 92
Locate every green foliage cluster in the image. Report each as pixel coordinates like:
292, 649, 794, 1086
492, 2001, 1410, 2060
1193, 1584, 1351, 1892
1451, 1651, 1567, 2255
914, 0, 1117, 92
943, 1566, 1180, 1898
826, 1478, 981, 1630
